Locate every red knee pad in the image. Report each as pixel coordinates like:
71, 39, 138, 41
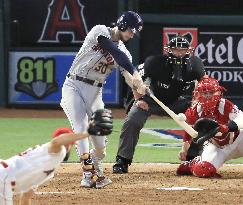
176, 161, 193, 175
192, 161, 216, 178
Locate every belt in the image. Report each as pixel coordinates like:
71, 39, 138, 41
67, 73, 103, 87
0, 161, 8, 168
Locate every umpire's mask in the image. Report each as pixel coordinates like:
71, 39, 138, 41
164, 35, 193, 82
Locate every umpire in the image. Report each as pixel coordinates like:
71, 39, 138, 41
113, 35, 206, 174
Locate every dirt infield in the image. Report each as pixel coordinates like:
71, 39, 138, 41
3, 108, 243, 204
19, 163, 243, 205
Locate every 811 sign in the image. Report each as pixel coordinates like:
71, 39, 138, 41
15, 57, 58, 99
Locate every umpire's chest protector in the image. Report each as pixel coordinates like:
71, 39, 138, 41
146, 55, 204, 103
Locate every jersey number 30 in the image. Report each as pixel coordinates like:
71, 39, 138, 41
94, 62, 108, 74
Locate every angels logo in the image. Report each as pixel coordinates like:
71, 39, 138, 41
38, 0, 88, 43
162, 28, 198, 54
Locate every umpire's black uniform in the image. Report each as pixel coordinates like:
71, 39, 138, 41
113, 54, 205, 173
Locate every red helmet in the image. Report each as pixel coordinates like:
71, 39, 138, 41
194, 77, 226, 118
52, 127, 73, 138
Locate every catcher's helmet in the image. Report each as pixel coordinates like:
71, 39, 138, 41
117, 11, 143, 33
195, 77, 226, 94
194, 77, 226, 118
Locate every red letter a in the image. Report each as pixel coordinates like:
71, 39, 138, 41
39, 0, 88, 43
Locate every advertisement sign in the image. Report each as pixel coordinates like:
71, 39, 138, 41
163, 28, 243, 99
195, 31, 243, 98
9, 0, 118, 47
8, 52, 120, 105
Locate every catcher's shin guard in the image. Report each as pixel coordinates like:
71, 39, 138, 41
191, 161, 216, 178
176, 161, 193, 175
80, 153, 98, 188
177, 156, 200, 175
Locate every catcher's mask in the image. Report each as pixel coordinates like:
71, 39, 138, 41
164, 35, 194, 82
194, 77, 226, 118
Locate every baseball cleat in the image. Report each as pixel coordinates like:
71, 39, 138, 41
95, 176, 112, 189
80, 171, 97, 188
112, 156, 131, 174
112, 164, 128, 174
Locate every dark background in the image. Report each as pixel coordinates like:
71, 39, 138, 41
1, 0, 243, 107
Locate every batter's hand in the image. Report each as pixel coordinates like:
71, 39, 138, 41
136, 84, 148, 95
136, 100, 149, 111
132, 71, 144, 88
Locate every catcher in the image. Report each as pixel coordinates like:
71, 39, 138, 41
0, 109, 113, 205
177, 77, 243, 177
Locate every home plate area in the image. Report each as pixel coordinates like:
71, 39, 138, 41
16, 163, 243, 205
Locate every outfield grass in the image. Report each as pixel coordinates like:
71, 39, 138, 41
1, 118, 243, 164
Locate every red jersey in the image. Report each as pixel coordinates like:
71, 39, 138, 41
183, 98, 241, 147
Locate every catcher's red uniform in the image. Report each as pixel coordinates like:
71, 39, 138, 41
178, 77, 243, 177
184, 98, 240, 147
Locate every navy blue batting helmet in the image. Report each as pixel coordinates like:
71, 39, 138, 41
116, 11, 143, 33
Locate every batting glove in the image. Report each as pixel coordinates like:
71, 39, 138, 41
132, 71, 144, 88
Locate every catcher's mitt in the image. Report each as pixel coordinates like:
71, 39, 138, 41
186, 118, 219, 161
88, 109, 113, 136
193, 118, 219, 145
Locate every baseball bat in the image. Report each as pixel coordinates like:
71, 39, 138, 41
125, 71, 198, 138
146, 90, 198, 138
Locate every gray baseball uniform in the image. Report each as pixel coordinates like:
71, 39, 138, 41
61, 25, 132, 175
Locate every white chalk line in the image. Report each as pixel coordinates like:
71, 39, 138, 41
62, 162, 243, 166
35, 191, 76, 195
157, 186, 203, 191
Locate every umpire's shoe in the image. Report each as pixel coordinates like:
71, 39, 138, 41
112, 156, 131, 174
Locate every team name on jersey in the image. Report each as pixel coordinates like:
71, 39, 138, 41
92, 44, 115, 65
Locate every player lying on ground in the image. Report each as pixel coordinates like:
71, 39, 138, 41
176, 77, 243, 178
0, 109, 113, 205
